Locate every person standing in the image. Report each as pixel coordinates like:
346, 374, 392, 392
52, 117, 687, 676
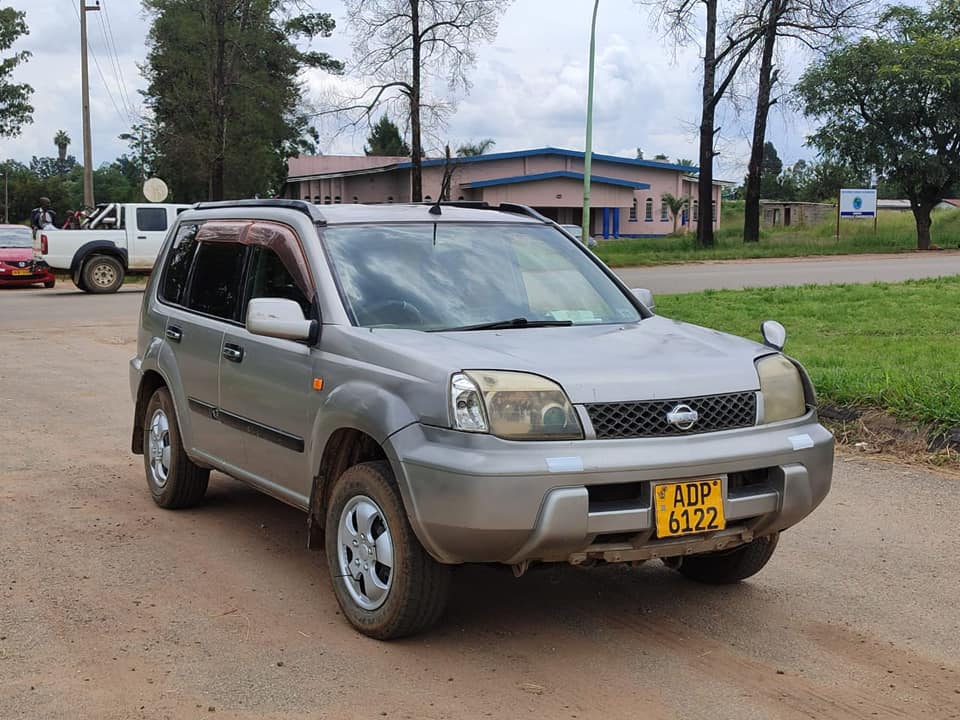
30, 197, 57, 234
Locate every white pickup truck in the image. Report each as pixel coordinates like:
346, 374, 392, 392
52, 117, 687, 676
38, 202, 190, 293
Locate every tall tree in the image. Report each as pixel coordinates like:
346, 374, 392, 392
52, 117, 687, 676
142, 0, 342, 201
54, 130, 71, 163
0, 7, 32, 137
742, 0, 870, 242
651, 0, 763, 247
797, 0, 960, 250
339, 0, 510, 202
456, 138, 495, 157
364, 115, 411, 155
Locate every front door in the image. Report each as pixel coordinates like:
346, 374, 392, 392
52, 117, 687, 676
217, 235, 320, 507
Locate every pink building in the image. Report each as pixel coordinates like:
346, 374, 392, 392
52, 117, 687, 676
285, 147, 721, 238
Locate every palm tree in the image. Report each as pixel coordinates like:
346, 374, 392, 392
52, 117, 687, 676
663, 192, 688, 234
54, 130, 71, 162
456, 138, 496, 157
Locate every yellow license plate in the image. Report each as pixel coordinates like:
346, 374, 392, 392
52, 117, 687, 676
654, 478, 726, 538
12, 269, 30, 276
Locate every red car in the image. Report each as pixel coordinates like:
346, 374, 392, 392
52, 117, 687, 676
0, 224, 55, 288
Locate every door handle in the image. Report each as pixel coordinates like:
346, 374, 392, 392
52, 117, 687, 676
222, 343, 244, 362
136, 235, 147, 240
165, 326, 182, 343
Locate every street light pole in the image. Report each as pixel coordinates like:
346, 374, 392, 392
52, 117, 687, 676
582, 0, 600, 243
80, 0, 100, 208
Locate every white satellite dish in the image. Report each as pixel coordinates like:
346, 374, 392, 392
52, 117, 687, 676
143, 177, 169, 203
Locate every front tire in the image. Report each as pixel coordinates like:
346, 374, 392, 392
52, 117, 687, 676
675, 533, 779, 584
325, 461, 450, 639
143, 387, 209, 509
82, 254, 124, 293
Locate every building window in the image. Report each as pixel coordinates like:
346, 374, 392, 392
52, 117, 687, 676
629, 198, 638, 222
334, 196, 341, 204
660, 198, 669, 222
693, 201, 699, 222
458, 196, 465, 201
387, 196, 394, 203
711, 200, 717, 222
303, 196, 310, 201
323, 196, 331, 205
644, 198, 653, 222
424, 195, 432, 201
312, 195, 320, 204
352, 196, 359, 203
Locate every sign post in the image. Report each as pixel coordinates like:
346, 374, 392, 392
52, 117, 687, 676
837, 188, 878, 241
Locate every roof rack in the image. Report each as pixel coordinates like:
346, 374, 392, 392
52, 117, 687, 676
416, 200, 549, 222
193, 199, 326, 225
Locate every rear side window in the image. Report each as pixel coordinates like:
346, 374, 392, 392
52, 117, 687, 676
160, 224, 199, 305
187, 242, 248, 320
137, 207, 168, 232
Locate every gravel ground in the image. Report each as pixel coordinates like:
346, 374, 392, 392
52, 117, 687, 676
1, 287, 959, 720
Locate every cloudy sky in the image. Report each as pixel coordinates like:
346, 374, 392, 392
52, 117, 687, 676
0, 0, 818, 182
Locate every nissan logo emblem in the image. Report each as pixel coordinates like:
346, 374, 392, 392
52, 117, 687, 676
666, 403, 699, 430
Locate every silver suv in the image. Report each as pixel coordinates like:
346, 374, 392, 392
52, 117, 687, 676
130, 200, 833, 639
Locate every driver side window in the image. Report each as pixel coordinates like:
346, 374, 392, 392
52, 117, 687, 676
244, 246, 312, 319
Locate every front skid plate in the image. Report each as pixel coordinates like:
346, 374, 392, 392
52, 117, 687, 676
568, 526, 755, 565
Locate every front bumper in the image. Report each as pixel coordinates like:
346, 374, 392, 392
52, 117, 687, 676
0, 265, 54, 287
388, 411, 833, 565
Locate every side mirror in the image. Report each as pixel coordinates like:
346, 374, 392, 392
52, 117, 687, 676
247, 298, 315, 342
760, 319, 786, 350
631, 288, 656, 313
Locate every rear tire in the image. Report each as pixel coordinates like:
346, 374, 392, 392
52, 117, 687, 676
143, 387, 209, 509
82, 254, 124, 293
325, 461, 450, 639
675, 533, 779, 584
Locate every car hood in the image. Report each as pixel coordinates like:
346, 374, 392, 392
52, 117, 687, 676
0, 247, 34, 263
351, 317, 771, 404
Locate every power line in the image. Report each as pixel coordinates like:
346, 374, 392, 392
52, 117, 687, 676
98, 0, 139, 120
67, 0, 130, 126
95, 9, 136, 120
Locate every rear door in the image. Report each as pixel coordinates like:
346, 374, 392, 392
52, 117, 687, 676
159, 222, 249, 468
218, 223, 320, 507
130, 206, 171, 269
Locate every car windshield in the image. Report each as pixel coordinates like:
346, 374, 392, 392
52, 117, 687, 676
322, 222, 641, 331
0, 227, 33, 248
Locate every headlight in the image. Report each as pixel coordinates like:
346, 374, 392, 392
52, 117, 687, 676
450, 371, 583, 440
756, 355, 806, 423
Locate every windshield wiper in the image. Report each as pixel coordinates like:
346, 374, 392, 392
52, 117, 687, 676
431, 317, 574, 332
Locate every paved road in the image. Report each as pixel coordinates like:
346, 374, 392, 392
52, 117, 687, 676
615, 251, 960, 294
1, 287, 959, 719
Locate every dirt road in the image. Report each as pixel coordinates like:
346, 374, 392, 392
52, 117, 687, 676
2, 288, 959, 720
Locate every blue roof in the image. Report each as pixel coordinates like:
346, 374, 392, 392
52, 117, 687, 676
395, 147, 698, 174
462, 170, 650, 190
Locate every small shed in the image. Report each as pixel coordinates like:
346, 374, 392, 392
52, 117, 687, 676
760, 201, 835, 228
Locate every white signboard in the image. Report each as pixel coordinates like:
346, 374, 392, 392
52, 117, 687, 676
839, 188, 877, 218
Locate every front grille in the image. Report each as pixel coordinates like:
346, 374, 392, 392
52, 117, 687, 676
586, 392, 757, 439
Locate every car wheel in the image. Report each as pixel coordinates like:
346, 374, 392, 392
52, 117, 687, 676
143, 386, 209, 509
82, 254, 124, 293
674, 533, 779, 585
325, 461, 450, 639
43, 279, 55, 289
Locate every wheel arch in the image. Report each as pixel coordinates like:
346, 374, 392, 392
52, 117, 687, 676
131, 369, 168, 454
307, 426, 390, 549
70, 240, 129, 277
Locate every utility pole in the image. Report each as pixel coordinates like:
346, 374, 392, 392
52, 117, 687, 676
581, 0, 599, 243
80, 0, 100, 208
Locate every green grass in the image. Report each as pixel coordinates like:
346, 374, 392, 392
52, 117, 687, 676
594, 203, 960, 267
656, 277, 960, 430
